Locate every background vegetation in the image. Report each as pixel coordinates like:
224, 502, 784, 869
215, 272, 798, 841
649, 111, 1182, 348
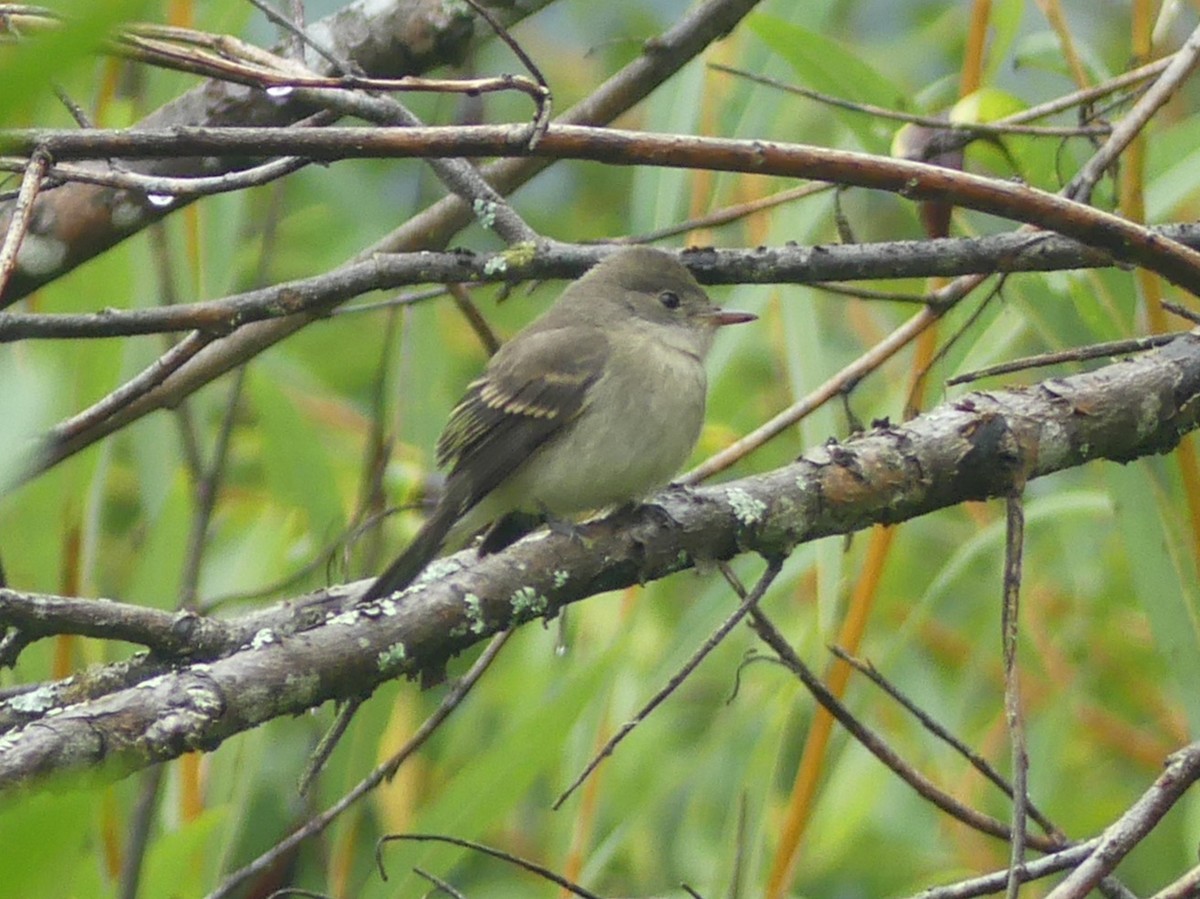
1, 0, 1199, 896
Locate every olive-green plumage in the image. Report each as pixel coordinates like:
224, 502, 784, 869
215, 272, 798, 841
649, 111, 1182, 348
360, 246, 754, 602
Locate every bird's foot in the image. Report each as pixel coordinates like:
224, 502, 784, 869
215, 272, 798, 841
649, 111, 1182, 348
544, 511, 590, 546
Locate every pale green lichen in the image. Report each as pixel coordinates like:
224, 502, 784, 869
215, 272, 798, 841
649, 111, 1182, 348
377, 642, 408, 670
282, 672, 321, 700
511, 585, 548, 617
377, 598, 400, 617
327, 609, 361, 627
441, 0, 471, 17
503, 241, 538, 267
553, 569, 569, 588
1136, 394, 1162, 437
726, 487, 767, 526
484, 241, 540, 277
421, 557, 462, 584
8, 685, 55, 713
185, 681, 224, 714
463, 593, 487, 634
473, 198, 497, 230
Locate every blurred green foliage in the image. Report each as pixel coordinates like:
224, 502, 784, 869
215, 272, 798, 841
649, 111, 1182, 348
2, 0, 1199, 896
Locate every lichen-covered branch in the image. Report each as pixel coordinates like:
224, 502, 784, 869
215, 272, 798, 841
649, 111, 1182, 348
1, 331, 1198, 792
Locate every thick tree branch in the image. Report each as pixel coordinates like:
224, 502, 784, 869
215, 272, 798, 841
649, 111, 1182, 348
2, 331, 1199, 792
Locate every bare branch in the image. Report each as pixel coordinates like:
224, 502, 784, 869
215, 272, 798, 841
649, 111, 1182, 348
6, 230, 1200, 343
5, 125, 1198, 291
0, 147, 49, 297
1064, 21, 1200, 202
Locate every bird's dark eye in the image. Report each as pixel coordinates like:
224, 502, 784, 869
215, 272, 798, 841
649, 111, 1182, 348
658, 290, 681, 310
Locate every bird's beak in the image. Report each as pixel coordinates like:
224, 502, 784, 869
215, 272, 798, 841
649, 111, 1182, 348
706, 308, 757, 327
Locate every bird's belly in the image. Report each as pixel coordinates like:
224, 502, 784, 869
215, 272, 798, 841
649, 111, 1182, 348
498, 358, 706, 516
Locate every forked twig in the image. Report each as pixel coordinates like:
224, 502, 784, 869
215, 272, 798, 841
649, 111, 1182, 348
377, 833, 601, 898
553, 558, 784, 810
203, 630, 512, 899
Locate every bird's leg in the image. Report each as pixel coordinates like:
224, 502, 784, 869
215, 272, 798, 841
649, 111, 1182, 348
478, 510, 545, 555
542, 506, 591, 546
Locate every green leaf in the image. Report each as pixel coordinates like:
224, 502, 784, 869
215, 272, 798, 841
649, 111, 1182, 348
1146, 114, 1200, 219
981, 0, 1025, 83
0, 0, 152, 124
0, 790, 106, 897
374, 642, 614, 895
747, 13, 902, 152
140, 807, 229, 899
1108, 462, 1200, 735
249, 367, 346, 540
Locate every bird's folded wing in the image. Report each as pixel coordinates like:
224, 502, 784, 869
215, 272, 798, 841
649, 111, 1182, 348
435, 326, 610, 510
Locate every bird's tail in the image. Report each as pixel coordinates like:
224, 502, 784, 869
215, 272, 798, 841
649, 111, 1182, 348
358, 486, 467, 604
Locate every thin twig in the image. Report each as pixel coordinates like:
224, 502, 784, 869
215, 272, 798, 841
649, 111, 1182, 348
1148, 861, 1200, 899
812, 281, 929, 303
1065, 21, 1200, 202
460, 0, 552, 144
50, 84, 91, 128
902, 840, 1099, 899
246, 0, 347, 74
829, 646, 1062, 839
1002, 492, 1028, 899
1162, 299, 1200, 325
331, 285, 448, 317
622, 182, 835, 246
376, 833, 602, 899
0, 155, 310, 199
709, 63, 1110, 138
412, 867, 468, 899
44, 331, 215, 445
553, 558, 784, 810
1045, 742, 1200, 897
447, 282, 502, 355
203, 630, 512, 899
297, 694, 363, 796
179, 367, 246, 608
903, 278, 1007, 418
747, 607, 1061, 853
110, 24, 551, 109
947, 331, 1185, 385
0, 147, 49, 298
1009, 56, 1170, 123
116, 765, 165, 899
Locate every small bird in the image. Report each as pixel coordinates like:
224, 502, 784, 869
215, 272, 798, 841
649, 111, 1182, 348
359, 246, 755, 602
